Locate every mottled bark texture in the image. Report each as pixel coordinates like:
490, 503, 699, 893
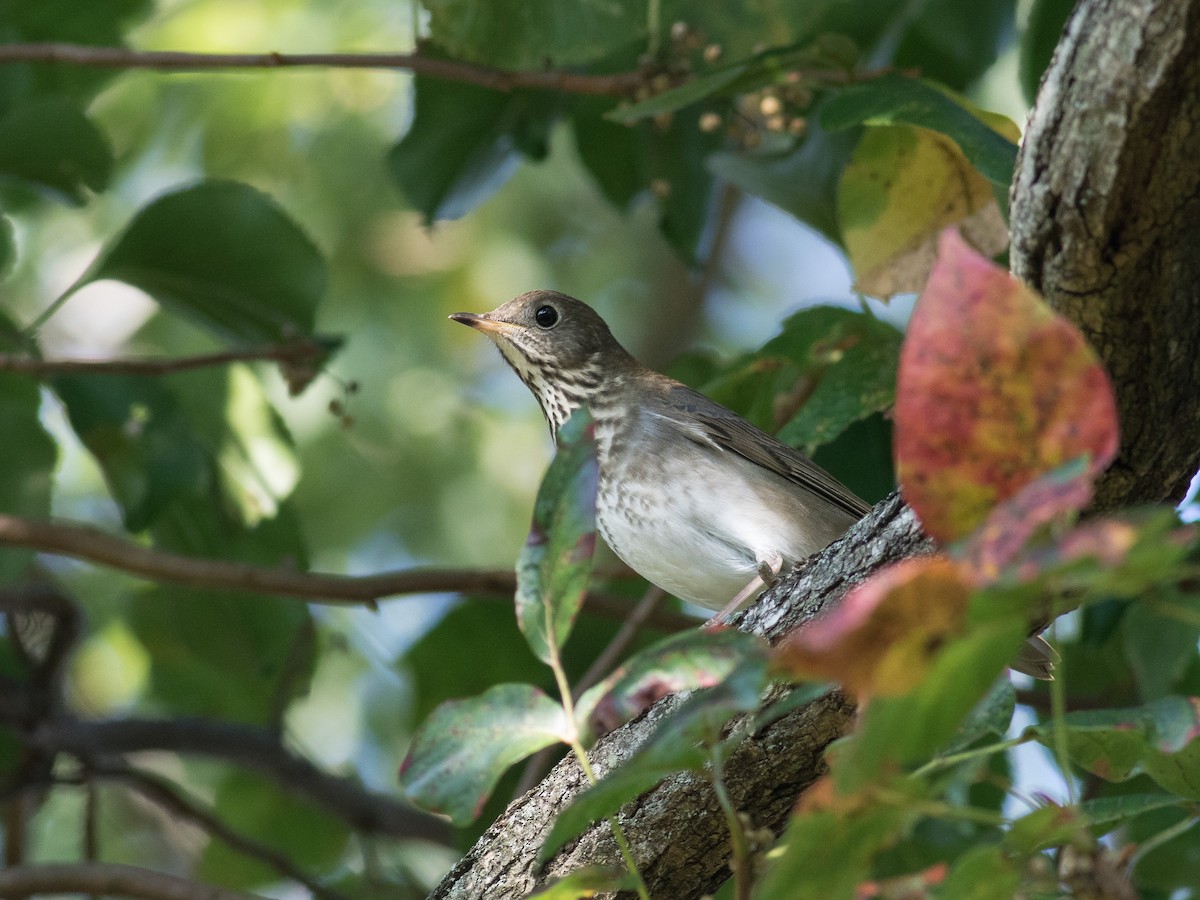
1010, 0, 1200, 509
433, 0, 1200, 895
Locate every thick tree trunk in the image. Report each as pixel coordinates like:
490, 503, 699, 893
1010, 0, 1200, 509
433, 0, 1200, 895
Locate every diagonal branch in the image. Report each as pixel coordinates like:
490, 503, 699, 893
0, 340, 327, 380
20, 714, 452, 844
0, 862, 256, 900
0, 43, 647, 96
0, 514, 693, 631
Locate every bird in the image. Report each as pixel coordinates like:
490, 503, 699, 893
450, 289, 870, 621
451, 290, 1054, 677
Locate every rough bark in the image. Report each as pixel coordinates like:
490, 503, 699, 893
1010, 0, 1200, 509
434, 0, 1200, 895
432, 496, 928, 899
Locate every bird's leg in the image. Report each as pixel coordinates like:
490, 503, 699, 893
702, 552, 784, 631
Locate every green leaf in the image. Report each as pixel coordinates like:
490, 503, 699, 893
0, 215, 14, 280
527, 867, 638, 898
892, 0, 1017, 90
833, 599, 1029, 791
83, 181, 326, 343
941, 678, 1016, 756
1123, 592, 1200, 701
1078, 793, 1188, 834
197, 769, 350, 889
1028, 695, 1200, 797
400, 683, 569, 825
576, 628, 765, 735
387, 75, 558, 223
607, 65, 749, 124
1020, 0, 1076, 105
820, 75, 1019, 186
0, 320, 56, 584
757, 802, 914, 900
0, 0, 153, 109
934, 845, 1021, 899
702, 306, 902, 454
0, 97, 112, 203
424, 0, 644, 68
516, 409, 598, 665
540, 660, 798, 864
1005, 803, 1085, 854
708, 118, 859, 244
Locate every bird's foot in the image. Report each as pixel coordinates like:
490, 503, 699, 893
702, 553, 785, 631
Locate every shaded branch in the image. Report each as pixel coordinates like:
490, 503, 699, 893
0, 514, 693, 631
20, 714, 453, 845
0, 862, 256, 900
434, 495, 931, 898
0, 43, 646, 96
86, 764, 348, 900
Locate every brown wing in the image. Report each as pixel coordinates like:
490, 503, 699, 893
650, 382, 873, 520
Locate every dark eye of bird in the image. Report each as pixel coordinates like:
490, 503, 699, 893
534, 305, 559, 328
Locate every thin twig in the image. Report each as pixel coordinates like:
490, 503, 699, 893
512, 586, 668, 797
0, 43, 647, 96
0, 862, 256, 900
86, 765, 349, 900
0, 341, 326, 379
0, 514, 694, 630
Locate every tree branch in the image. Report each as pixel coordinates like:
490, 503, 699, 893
0, 43, 646, 96
0, 514, 693, 631
0, 862, 256, 900
432, 494, 931, 898
85, 764, 349, 900
18, 714, 453, 845
1010, 0, 1200, 509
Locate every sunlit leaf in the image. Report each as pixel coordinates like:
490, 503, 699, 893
0, 97, 111, 203
576, 628, 765, 735
838, 123, 1008, 299
821, 75, 1019, 186
516, 409, 598, 665
400, 683, 570, 825
83, 181, 326, 343
894, 230, 1119, 543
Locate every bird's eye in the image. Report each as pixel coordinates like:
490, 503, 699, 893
534, 305, 559, 328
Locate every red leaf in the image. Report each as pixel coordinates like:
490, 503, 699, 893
894, 230, 1119, 542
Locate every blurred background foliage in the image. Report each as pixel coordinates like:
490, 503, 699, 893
8, 0, 1196, 897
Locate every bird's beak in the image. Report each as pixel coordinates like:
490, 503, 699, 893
448, 312, 514, 336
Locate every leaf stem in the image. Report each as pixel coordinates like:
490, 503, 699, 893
647, 0, 662, 57
911, 733, 1032, 778
709, 740, 752, 900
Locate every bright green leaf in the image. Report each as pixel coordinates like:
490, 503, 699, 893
516, 409, 598, 665
820, 75, 1019, 186
82, 181, 326, 343
387, 75, 558, 223
400, 683, 569, 825
0, 97, 112, 203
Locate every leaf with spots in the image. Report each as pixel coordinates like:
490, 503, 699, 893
894, 230, 1119, 543
399, 683, 570, 825
516, 409, 599, 665
1027, 695, 1200, 798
